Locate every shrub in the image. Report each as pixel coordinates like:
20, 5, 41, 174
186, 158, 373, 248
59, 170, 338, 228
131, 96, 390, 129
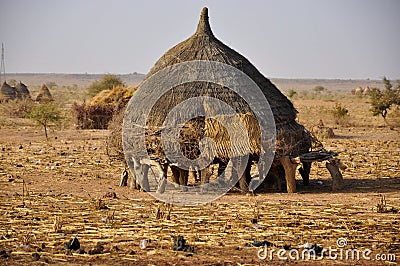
73, 85, 136, 130
87, 74, 125, 96
331, 103, 349, 125
26, 102, 63, 140
71, 103, 116, 129
0, 98, 34, 118
313, 85, 325, 93
286, 89, 297, 99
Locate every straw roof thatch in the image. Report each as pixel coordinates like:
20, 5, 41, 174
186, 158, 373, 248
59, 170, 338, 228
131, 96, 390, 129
36, 84, 53, 103
15, 82, 31, 99
123, 7, 312, 164
0, 82, 17, 102
90, 86, 136, 108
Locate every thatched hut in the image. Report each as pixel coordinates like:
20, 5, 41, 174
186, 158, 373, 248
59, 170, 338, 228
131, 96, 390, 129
15, 82, 31, 99
354, 87, 363, 95
363, 86, 371, 95
36, 84, 53, 103
0, 82, 17, 102
123, 7, 313, 193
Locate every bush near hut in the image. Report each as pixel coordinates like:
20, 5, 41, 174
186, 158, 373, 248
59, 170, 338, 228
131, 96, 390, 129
72, 86, 136, 130
87, 74, 125, 97
71, 103, 116, 129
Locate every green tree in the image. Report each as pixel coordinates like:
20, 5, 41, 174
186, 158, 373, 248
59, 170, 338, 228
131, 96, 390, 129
383, 76, 392, 90
370, 77, 400, 121
26, 103, 63, 140
287, 89, 297, 99
87, 74, 125, 96
313, 85, 325, 93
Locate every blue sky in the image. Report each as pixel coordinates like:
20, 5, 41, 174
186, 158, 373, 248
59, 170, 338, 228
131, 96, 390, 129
1, 0, 399, 79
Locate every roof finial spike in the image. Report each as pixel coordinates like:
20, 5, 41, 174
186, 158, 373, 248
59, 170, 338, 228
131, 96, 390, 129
195, 7, 214, 37
201, 7, 208, 17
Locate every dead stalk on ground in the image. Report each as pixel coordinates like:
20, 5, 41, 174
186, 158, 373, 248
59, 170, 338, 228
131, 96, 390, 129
53, 216, 63, 233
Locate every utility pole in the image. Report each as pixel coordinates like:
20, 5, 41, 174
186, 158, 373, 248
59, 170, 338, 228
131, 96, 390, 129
0, 43, 5, 84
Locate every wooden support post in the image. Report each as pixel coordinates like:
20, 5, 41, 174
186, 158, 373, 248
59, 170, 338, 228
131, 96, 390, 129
238, 174, 249, 193
268, 165, 284, 192
200, 168, 209, 193
130, 159, 139, 190
188, 170, 196, 183
129, 159, 150, 191
155, 162, 167, 194
141, 164, 150, 192
200, 168, 209, 185
238, 163, 251, 193
280, 156, 298, 193
298, 161, 311, 186
326, 159, 344, 191
119, 169, 128, 187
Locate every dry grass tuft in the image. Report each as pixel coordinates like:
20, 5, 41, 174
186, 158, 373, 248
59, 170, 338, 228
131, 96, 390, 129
376, 195, 387, 213
103, 210, 116, 227
92, 197, 107, 210
155, 202, 173, 220
53, 216, 63, 233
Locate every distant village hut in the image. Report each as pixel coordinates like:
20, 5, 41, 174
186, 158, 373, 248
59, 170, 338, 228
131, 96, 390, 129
354, 87, 363, 95
15, 81, 31, 99
36, 84, 54, 103
0, 81, 17, 102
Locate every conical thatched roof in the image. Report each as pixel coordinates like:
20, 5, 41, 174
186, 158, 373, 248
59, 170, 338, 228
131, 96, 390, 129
124, 7, 311, 164
0, 82, 17, 102
36, 84, 53, 103
15, 82, 31, 99
146, 8, 296, 124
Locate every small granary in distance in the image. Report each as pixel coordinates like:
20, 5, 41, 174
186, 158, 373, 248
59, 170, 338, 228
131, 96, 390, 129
124, 7, 317, 193
15, 81, 31, 99
0, 81, 17, 102
36, 84, 54, 103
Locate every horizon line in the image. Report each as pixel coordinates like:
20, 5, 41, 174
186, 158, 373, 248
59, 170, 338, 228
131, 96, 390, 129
3, 72, 391, 81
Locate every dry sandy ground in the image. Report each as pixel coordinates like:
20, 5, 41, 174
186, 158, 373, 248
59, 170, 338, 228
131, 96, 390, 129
0, 126, 399, 265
